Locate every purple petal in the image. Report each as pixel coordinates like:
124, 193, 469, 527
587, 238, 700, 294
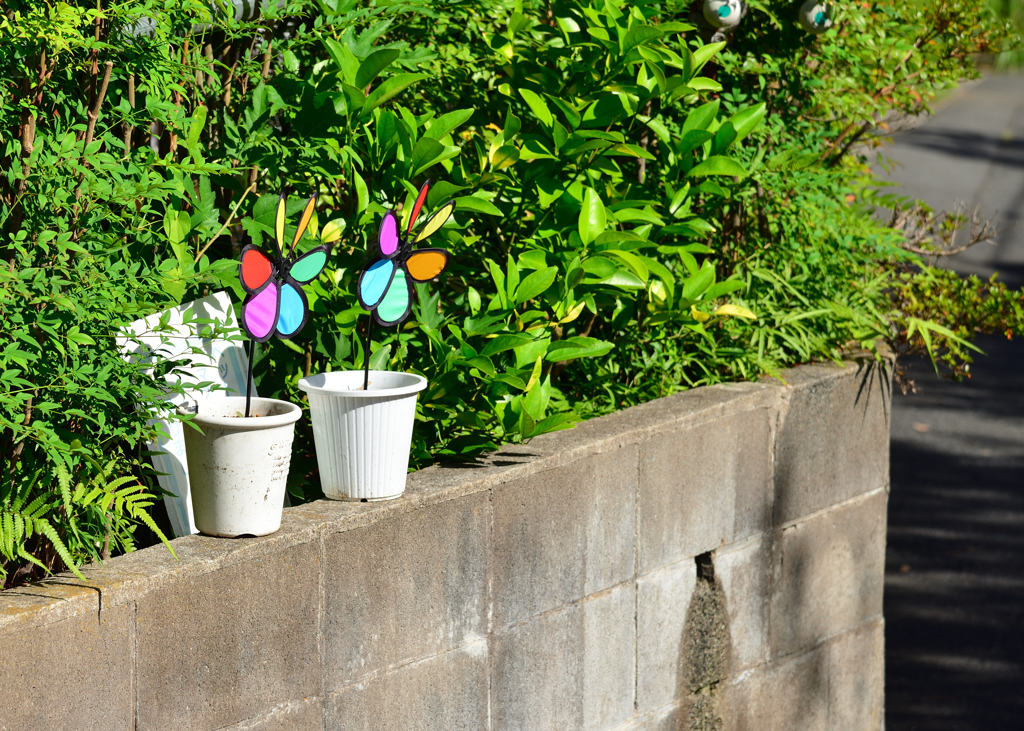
243, 284, 278, 339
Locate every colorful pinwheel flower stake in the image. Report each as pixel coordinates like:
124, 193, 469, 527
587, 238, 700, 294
239, 193, 332, 415
356, 180, 454, 390
177, 192, 334, 538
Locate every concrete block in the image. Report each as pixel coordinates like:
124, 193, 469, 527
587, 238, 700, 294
769, 490, 887, 657
715, 535, 770, 671
493, 604, 583, 730
583, 586, 637, 730
0, 603, 133, 731
493, 585, 635, 731
773, 359, 891, 525
828, 619, 884, 731
721, 645, 829, 731
730, 408, 775, 541
638, 409, 773, 574
220, 697, 324, 731
636, 560, 697, 712
326, 643, 488, 731
323, 493, 489, 688
607, 703, 682, 730
136, 540, 321, 731
490, 445, 636, 629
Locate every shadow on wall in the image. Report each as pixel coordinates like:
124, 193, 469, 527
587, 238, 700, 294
677, 552, 730, 731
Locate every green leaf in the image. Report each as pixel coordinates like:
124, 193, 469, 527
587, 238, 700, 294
603, 250, 649, 282
355, 48, 401, 88
682, 262, 716, 300
687, 77, 723, 92
622, 24, 661, 53
186, 105, 207, 150
545, 337, 614, 362
682, 100, 719, 134
352, 169, 369, 214
481, 333, 535, 356
598, 270, 645, 289
691, 41, 726, 72
530, 411, 578, 436
520, 138, 555, 160
687, 156, 748, 178
516, 267, 558, 304
163, 209, 191, 245
548, 95, 582, 129
578, 187, 606, 245
323, 38, 359, 85
282, 49, 299, 73
508, 10, 533, 35
537, 178, 564, 208
362, 73, 428, 115
712, 122, 737, 156
519, 88, 553, 127
369, 344, 392, 370
66, 326, 96, 346
677, 129, 714, 155
411, 137, 446, 173
491, 144, 520, 170
728, 102, 767, 143
424, 108, 475, 140
458, 196, 502, 216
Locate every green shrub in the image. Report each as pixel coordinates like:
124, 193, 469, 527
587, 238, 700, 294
1, 0, 1019, 585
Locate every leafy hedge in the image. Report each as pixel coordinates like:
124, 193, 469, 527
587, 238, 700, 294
1, 0, 1020, 585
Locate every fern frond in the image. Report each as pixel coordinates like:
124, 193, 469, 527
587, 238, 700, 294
135, 509, 177, 560
35, 519, 84, 581
1, 512, 15, 560
54, 458, 74, 518
16, 545, 48, 572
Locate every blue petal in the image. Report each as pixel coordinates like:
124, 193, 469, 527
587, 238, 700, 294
360, 259, 395, 308
277, 283, 304, 336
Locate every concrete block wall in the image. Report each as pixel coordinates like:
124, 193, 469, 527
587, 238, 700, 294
0, 355, 892, 730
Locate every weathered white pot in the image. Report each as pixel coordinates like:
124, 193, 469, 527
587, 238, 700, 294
703, 0, 744, 29
799, 0, 834, 34
179, 396, 301, 537
298, 370, 427, 502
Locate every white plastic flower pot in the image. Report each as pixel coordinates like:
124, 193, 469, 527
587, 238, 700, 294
298, 370, 427, 502
703, 0, 744, 30
799, 0, 834, 34
178, 396, 301, 537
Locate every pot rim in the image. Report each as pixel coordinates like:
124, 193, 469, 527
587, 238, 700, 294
177, 396, 302, 429
298, 370, 427, 399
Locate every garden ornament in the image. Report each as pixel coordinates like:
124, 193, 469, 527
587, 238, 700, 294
357, 179, 453, 390
798, 0, 834, 34
239, 192, 333, 415
703, 0, 745, 30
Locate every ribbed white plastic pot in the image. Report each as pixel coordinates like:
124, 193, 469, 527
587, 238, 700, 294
298, 370, 427, 501
178, 396, 301, 537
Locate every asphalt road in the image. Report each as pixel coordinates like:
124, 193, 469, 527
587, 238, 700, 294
878, 74, 1024, 729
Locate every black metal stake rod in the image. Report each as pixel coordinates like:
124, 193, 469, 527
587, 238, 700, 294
245, 337, 255, 418
363, 316, 374, 391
